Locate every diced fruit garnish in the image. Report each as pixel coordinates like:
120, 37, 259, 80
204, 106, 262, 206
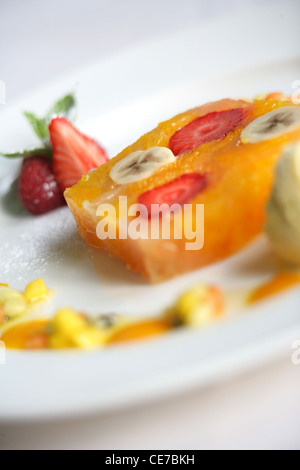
138, 173, 207, 217
50, 308, 108, 349
49, 117, 108, 192
173, 285, 224, 327
0, 279, 51, 321
19, 156, 65, 215
169, 108, 246, 156
3, 297, 27, 318
24, 278, 52, 303
52, 308, 87, 336
0, 286, 25, 304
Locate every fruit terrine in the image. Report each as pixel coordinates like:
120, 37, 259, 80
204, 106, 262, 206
65, 97, 300, 283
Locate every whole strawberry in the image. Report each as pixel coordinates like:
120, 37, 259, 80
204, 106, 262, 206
19, 156, 65, 215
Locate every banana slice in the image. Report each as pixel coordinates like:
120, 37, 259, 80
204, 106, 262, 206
109, 147, 176, 185
241, 107, 300, 144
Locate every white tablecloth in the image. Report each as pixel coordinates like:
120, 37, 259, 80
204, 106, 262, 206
1, 0, 299, 450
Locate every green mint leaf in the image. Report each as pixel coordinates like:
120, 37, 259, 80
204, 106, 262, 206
24, 112, 49, 141
48, 93, 76, 118
2, 92, 76, 161
24, 93, 76, 143
0, 145, 52, 159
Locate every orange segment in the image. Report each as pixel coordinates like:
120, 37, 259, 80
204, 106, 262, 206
65, 98, 300, 282
248, 272, 300, 304
1, 320, 50, 350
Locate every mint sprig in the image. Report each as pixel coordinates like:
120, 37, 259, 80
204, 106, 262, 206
48, 93, 76, 119
1, 92, 76, 159
23, 113, 49, 142
0, 145, 52, 159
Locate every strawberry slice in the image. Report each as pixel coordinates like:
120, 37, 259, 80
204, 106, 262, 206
138, 173, 207, 218
169, 108, 246, 156
49, 117, 108, 192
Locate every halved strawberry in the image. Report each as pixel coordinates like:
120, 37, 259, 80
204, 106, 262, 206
138, 173, 207, 218
49, 117, 108, 192
169, 108, 246, 156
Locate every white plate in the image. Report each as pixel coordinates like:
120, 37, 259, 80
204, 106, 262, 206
1, 0, 300, 423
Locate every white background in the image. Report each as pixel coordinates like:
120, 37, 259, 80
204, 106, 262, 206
1, 0, 300, 450
1, 0, 277, 101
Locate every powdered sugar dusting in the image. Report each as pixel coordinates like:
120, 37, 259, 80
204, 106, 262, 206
0, 207, 86, 286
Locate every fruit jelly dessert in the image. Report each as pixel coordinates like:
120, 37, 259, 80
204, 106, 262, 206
65, 98, 300, 282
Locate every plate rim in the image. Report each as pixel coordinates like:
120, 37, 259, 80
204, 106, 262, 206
1, 1, 300, 422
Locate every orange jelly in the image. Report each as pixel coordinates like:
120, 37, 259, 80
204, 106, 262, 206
65, 98, 300, 283
249, 272, 300, 304
1, 320, 50, 350
108, 318, 171, 344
